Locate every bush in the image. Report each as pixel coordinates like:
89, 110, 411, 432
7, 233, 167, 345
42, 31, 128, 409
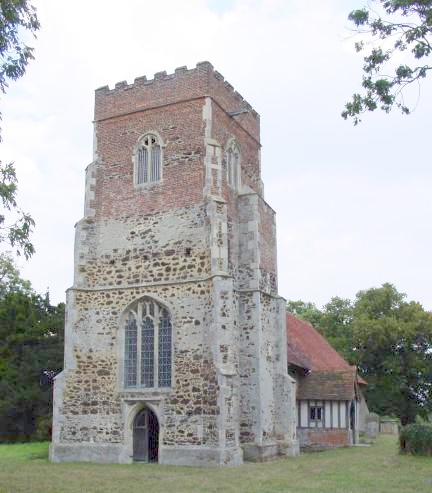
400, 423, 432, 456
32, 415, 52, 441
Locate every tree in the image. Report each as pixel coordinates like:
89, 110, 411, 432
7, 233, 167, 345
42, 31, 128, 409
286, 300, 323, 328
287, 284, 432, 425
0, 258, 64, 442
287, 297, 355, 362
0, 0, 40, 257
0, 251, 31, 296
352, 283, 432, 425
342, 1, 432, 124
0, 163, 35, 258
319, 297, 354, 362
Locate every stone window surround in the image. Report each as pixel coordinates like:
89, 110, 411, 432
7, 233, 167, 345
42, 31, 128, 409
132, 131, 165, 188
225, 137, 241, 191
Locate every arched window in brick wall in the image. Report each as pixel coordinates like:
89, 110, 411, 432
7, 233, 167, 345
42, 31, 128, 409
124, 298, 172, 388
226, 139, 241, 191
134, 133, 163, 186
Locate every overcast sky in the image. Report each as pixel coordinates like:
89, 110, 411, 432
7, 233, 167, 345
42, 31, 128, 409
2, 0, 431, 310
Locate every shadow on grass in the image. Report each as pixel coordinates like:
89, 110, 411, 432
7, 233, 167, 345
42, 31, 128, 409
27, 450, 49, 460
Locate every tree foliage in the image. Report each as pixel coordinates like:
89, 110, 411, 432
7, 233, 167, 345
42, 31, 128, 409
0, 162, 35, 258
0, 0, 40, 257
287, 297, 355, 362
286, 300, 323, 328
0, 251, 31, 295
287, 283, 432, 424
353, 283, 432, 425
318, 297, 354, 362
400, 423, 432, 455
342, 0, 432, 124
0, 0, 40, 94
0, 256, 64, 442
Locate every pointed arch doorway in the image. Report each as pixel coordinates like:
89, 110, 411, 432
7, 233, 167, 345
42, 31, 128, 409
133, 407, 159, 462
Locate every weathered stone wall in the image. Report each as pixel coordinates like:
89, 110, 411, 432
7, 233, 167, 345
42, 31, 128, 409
74, 205, 210, 289
51, 62, 298, 466
380, 418, 399, 435
53, 281, 222, 460
258, 200, 278, 294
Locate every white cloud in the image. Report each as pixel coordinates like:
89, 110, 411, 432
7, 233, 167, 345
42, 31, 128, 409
1, 0, 431, 310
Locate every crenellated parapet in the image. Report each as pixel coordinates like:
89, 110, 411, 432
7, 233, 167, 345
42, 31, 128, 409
94, 61, 260, 142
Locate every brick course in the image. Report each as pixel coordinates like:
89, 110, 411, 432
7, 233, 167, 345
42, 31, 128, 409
298, 428, 350, 450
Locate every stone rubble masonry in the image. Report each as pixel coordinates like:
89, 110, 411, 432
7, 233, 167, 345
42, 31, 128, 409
50, 61, 299, 466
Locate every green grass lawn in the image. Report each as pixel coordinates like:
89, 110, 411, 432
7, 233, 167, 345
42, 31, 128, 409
0, 436, 431, 493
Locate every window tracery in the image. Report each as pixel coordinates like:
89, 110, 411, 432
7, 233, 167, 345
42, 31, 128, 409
134, 133, 163, 186
124, 298, 172, 388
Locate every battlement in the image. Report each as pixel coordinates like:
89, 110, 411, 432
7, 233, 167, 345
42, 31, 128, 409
94, 62, 259, 140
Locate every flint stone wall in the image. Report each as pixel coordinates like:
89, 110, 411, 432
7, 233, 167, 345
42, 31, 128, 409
51, 62, 298, 465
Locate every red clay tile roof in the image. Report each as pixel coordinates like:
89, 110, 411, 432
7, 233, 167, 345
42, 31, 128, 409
296, 369, 357, 400
287, 313, 352, 371
286, 313, 366, 400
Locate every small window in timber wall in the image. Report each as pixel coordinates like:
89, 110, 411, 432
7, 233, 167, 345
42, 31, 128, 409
134, 133, 163, 186
124, 298, 172, 389
226, 139, 241, 191
310, 406, 323, 422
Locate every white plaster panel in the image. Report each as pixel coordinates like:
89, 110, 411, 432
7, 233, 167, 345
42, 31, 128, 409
325, 401, 332, 428
300, 401, 308, 427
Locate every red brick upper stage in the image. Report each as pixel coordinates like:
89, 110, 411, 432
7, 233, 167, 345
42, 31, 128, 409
94, 61, 260, 143
286, 313, 366, 401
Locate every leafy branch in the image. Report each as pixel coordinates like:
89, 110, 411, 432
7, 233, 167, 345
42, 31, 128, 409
0, 0, 40, 94
342, 0, 432, 124
0, 0, 40, 256
0, 161, 35, 258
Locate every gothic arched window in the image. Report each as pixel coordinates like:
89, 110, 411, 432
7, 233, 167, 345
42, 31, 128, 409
134, 133, 163, 186
124, 298, 172, 388
226, 139, 241, 191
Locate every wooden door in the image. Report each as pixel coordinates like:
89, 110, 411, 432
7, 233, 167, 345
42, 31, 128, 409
133, 407, 159, 462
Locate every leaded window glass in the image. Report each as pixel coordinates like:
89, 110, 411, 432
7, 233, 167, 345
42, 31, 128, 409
310, 406, 323, 422
158, 309, 172, 387
141, 317, 154, 387
135, 133, 162, 186
124, 315, 138, 387
137, 148, 148, 184
123, 298, 172, 389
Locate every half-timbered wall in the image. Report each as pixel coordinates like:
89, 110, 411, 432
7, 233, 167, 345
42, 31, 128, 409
297, 399, 358, 450
297, 400, 349, 429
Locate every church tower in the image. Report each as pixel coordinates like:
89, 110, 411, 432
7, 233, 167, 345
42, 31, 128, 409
50, 62, 299, 465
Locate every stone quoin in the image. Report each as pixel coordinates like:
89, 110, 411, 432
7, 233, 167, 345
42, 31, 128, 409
50, 62, 299, 466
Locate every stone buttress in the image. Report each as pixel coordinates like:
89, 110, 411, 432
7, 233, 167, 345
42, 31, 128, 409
50, 62, 299, 465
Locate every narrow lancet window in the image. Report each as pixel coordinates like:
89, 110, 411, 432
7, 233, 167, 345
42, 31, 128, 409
226, 139, 241, 190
